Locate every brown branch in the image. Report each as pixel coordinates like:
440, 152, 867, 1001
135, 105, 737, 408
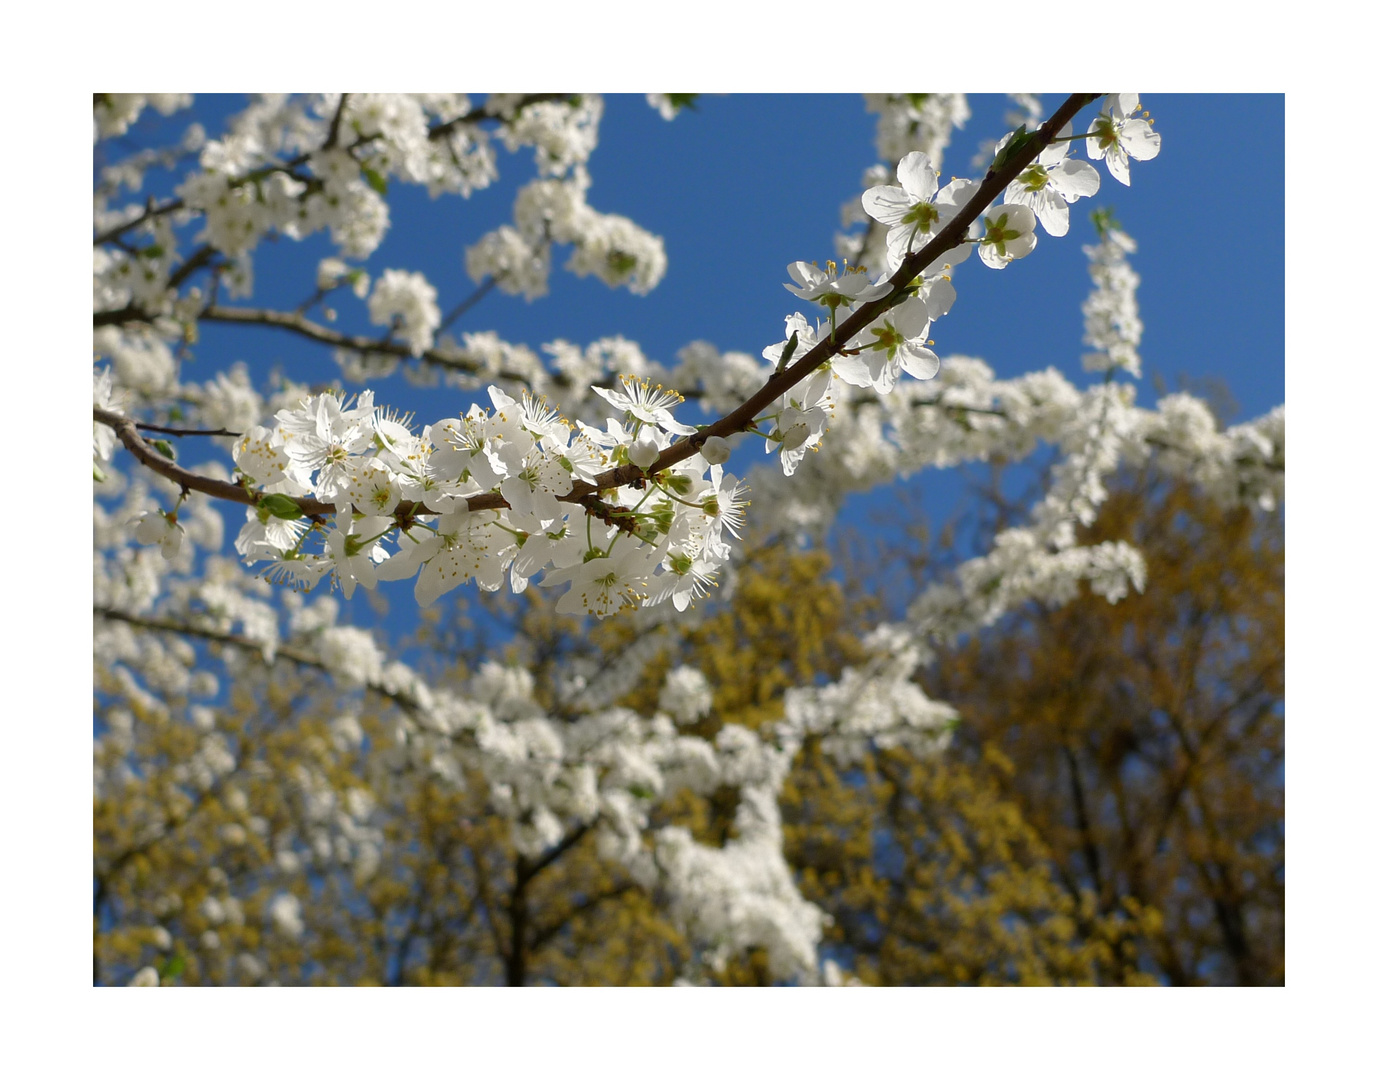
438, 276, 499, 334
135, 422, 242, 438
609, 93, 1105, 486
196, 303, 540, 387
96, 406, 333, 516
94, 605, 429, 717
528, 883, 633, 953
1142, 435, 1283, 473
515, 823, 592, 889
324, 93, 350, 150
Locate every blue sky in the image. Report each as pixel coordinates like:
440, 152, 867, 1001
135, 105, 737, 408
100, 93, 1284, 639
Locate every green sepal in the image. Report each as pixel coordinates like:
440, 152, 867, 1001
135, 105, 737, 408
259, 494, 305, 520
94, 464, 107, 483
991, 124, 1038, 174
776, 330, 800, 373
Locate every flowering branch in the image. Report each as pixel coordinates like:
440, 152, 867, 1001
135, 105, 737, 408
94, 605, 429, 716
639, 92, 1102, 478
95, 406, 333, 516
93, 92, 581, 247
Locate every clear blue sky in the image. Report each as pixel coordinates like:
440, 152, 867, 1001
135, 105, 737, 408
104, 93, 1284, 637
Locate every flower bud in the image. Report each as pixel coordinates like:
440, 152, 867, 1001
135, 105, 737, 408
701, 435, 731, 465
629, 433, 660, 469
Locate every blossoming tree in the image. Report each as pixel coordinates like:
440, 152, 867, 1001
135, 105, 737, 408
93, 93, 1283, 985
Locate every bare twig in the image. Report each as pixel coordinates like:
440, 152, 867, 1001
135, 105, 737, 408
135, 422, 242, 438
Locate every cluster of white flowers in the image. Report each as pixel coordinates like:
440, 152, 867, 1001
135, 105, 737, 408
366, 269, 441, 356
214, 380, 747, 619
864, 93, 971, 171
94, 93, 192, 142
1082, 223, 1144, 377
468, 167, 667, 299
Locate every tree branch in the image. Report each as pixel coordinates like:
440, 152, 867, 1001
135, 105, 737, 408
94, 95, 1120, 536
95, 406, 336, 516
438, 276, 499, 334
94, 606, 428, 717
514, 823, 592, 889
195, 302, 540, 386
135, 422, 242, 438
93, 94, 579, 247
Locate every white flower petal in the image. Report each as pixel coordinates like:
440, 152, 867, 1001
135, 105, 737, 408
895, 151, 939, 202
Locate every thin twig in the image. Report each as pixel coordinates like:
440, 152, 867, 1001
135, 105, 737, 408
439, 276, 499, 334
135, 422, 243, 438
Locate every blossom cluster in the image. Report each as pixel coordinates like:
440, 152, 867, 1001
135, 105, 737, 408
221, 380, 746, 618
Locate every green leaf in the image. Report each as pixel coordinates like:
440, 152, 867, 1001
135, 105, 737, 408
152, 439, 176, 461
628, 784, 655, 800
362, 167, 388, 196
259, 494, 305, 520
665, 94, 699, 111
161, 952, 186, 980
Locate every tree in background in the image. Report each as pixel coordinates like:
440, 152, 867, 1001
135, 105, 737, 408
96, 475, 1283, 984
927, 470, 1284, 984
783, 467, 1283, 985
